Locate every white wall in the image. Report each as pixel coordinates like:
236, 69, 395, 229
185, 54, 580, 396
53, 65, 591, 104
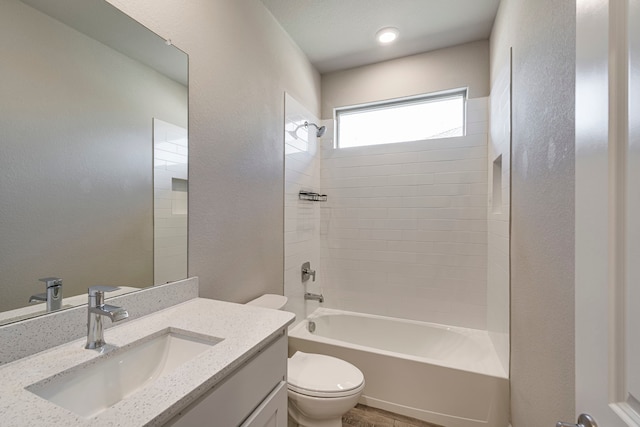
321, 40, 490, 119
108, 0, 322, 302
0, 0, 187, 310
319, 100, 488, 328
283, 94, 323, 327
491, 1, 576, 425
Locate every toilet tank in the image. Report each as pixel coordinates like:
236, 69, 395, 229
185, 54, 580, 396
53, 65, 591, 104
246, 294, 288, 310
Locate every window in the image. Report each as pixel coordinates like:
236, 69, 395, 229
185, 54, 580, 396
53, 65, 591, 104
335, 89, 466, 148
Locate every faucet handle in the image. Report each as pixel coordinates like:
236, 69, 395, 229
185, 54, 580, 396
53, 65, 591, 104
87, 286, 121, 307
39, 277, 62, 288
88, 286, 121, 296
301, 262, 317, 282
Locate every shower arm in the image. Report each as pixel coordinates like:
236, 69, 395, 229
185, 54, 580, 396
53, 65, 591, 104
304, 121, 326, 138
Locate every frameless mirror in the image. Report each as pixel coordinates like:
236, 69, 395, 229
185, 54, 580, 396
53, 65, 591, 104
0, 0, 188, 325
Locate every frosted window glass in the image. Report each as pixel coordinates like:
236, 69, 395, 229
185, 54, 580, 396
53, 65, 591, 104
337, 93, 465, 148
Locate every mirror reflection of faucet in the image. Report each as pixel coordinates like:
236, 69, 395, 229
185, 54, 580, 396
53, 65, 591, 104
28, 277, 63, 312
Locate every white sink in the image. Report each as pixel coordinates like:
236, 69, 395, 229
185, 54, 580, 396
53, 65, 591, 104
27, 328, 222, 418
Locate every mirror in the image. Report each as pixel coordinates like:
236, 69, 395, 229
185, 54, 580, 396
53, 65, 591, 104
0, 0, 188, 325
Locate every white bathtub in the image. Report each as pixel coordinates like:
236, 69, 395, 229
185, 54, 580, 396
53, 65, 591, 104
288, 308, 509, 427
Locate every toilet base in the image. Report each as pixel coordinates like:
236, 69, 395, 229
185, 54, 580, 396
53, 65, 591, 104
287, 400, 343, 427
287, 385, 363, 427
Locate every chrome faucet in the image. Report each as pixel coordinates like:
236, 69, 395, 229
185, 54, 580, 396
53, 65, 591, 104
85, 286, 129, 350
301, 261, 316, 282
304, 292, 324, 303
29, 277, 63, 312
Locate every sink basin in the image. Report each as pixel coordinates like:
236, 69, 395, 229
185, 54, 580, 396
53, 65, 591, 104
27, 328, 222, 418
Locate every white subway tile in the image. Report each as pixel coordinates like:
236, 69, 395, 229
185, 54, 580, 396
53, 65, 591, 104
357, 197, 406, 208
467, 121, 488, 136
387, 208, 418, 219
369, 186, 420, 198
387, 240, 433, 253
434, 171, 487, 184
358, 208, 388, 219
401, 196, 451, 208
356, 229, 403, 240
416, 184, 470, 196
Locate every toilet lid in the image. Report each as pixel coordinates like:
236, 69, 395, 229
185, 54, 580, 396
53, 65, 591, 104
288, 351, 364, 398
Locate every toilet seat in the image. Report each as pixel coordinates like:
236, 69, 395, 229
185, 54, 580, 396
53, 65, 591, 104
288, 351, 365, 398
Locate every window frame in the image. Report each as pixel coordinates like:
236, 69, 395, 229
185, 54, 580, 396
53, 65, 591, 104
334, 88, 468, 149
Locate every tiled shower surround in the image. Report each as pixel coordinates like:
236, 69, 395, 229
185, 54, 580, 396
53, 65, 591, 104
488, 62, 511, 374
153, 119, 188, 285
284, 94, 324, 326
320, 98, 489, 329
285, 97, 489, 330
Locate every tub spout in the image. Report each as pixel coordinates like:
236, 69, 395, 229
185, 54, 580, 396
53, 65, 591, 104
304, 292, 324, 303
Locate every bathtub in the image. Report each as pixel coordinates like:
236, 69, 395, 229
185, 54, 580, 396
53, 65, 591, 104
288, 308, 509, 427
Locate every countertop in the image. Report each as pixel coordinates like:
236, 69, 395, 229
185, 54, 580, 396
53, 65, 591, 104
0, 298, 295, 426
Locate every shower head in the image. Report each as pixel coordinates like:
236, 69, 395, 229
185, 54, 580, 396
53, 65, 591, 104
305, 121, 326, 138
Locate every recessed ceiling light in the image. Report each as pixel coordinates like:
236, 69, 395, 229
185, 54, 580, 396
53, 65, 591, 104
376, 27, 399, 45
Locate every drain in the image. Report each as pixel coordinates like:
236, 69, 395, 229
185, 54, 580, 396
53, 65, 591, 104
308, 320, 316, 333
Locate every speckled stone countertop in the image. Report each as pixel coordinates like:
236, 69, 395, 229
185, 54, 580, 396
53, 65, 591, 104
0, 298, 295, 426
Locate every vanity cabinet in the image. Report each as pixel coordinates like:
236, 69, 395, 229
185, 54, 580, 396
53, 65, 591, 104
165, 332, 288, 427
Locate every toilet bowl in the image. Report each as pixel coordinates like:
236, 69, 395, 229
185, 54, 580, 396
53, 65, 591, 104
246, 294, 365, 427
287, 351, 364, 427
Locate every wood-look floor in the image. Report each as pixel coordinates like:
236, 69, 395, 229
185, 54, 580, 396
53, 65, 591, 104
342, 404, 443, 427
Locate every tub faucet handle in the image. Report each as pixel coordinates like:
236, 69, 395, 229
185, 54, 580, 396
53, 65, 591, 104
301, 261, 316, 282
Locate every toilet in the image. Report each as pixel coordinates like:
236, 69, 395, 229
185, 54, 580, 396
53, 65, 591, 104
246, 294, 365, 427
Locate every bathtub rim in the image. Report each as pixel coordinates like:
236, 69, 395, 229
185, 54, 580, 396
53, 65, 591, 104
289, 307, 508, 380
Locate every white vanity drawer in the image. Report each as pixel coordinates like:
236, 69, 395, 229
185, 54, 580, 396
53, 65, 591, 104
166, 332, 287, 427
240, 381, 287, 427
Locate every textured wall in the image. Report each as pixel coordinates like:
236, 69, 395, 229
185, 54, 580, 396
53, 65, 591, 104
107, 0, 321, 302
321, 40, 490, 119
490, 1, 576, 425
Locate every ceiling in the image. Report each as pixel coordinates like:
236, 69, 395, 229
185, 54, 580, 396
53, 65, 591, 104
260, 0, 501, 74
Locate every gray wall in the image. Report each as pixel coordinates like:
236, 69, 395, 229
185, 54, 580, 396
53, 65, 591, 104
321, 40, 490, 119
0, 0, 187, 310
490, 1, 576, 425
107, 0, 322, 302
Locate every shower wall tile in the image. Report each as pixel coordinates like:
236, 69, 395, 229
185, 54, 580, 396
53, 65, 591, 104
488, 63, 511, 375
153, 119, 188, 285
283, 94, 325, 329
319, 97, 489, 329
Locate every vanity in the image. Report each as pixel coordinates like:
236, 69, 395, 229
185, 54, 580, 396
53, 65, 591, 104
0, 294, 295, 426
